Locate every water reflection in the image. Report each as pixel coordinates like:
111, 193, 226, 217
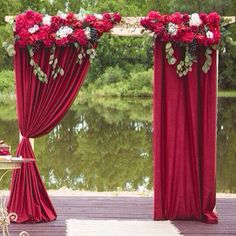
0, 97, 235, 192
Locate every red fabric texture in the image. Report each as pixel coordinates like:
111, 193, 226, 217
153, 39, 218, 224
8, 45, 90, 223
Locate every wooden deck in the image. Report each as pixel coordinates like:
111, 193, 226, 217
7, 196, 236, 236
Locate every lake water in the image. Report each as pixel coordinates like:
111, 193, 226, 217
0, 97, 235, 192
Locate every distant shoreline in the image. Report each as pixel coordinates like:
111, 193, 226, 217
1, 190, 236, 198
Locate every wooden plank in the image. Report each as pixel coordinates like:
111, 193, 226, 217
6, 196, 236, 236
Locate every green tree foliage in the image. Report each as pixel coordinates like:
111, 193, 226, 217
0, 0, 235, 90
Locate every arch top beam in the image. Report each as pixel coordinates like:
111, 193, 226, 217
5, 16, 236, 37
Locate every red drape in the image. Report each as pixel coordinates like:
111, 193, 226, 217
153, 39, 218, 224
8, 45, 90, 223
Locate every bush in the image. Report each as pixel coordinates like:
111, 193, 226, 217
0, 70, 14, 93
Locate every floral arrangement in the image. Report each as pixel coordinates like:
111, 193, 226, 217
4, 10, 121, 82
140, 11, 224, 77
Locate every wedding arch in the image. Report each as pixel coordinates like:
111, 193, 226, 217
4, 11, 235, 224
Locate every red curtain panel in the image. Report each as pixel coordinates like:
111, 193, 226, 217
8, 45, 90, 223
153, 39, 218, 224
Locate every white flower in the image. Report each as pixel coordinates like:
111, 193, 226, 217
189, 13, 202, 27
75, 13, 85, 21
42, 14, 51, 26
206, 31, 214, 39
56, 26, 73, 38
168, 23, 178, 36
85, 27, 91, 39
57, 11, 67, 19
94, 14, 103, 20
28, 24, 39, 34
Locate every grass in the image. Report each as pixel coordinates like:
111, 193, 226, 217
218, 91, 236, 97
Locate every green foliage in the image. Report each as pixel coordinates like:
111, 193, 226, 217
87, 68, 153, 97
0, 70, 14, 93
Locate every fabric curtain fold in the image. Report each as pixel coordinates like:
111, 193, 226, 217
153, 39, 218, 223
8, 45, 90, 223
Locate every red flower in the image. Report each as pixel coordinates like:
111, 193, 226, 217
73, 29, 88, 46
92, 21, 107, 33
177, 26, 195, 43
55, 37, 69, 46
169, 12, 182, 24
200, 13, 208, 24
153, 22, 165, 35
161, 15, 170, 24
103, 12, 112, 20
148, 11, 161, 21
51, 16, 66, 31
195, 34, 205, 45
182, 14, 190, 23
84, 15, 97, 24
113, 13, 121, 23
14, 10, 121, 48
66, 13, 78, 26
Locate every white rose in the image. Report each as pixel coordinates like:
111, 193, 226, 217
42, 14, 51, 26
189, 13, 202, 27
28, 24, 39, 34
168, 23, 178, 36
57, 11, 67, 19
85, 27, 91, 39
94, 14, 103, 20
56, 26, 73, 38
75, 13, 85, 21
206, 31, 214, 39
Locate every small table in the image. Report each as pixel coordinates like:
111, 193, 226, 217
0, 157, 34, 236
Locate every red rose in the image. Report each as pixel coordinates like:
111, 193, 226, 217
103, 12, 112, 20
55, 37, 69, 46
153, 22, 165, 35
148, 11, 161, 21
177, 26, 194, 43
72, 21, 83, 29
84, 15, 97, 24
92, 21, 107, 33
113, 13, 121, 23
208, 12, 220, 27
37, 26, 50, 41
161, 15, 170, 24
43, 39, 53, 47
195, 34, 205, 45
140, 18, 155, 31
200, 13, 208, 24
162, 32, 170, 42
51, 16, 66, 29
182, 14, 189, 23
170, 12, 182, 24
66, 13, 77, 25
73, 29, 88, 46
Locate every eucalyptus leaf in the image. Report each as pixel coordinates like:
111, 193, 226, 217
166, 42, 172, 49
30, 59, 35, 66
53, 73, 58, 80
60, 69, 65, 76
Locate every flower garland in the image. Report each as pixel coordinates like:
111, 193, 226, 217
140, 11, 223, 77
5, 10, 121, 83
